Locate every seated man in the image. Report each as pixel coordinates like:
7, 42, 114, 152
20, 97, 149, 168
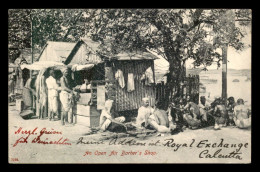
212, 98, 228, 130
167, 97, 185, 129
226, 97, 236, 126
135, 97, 154, 128
99, 99, 126, 133
198, 96, 212, 127
148, 101, 176, 133
233, 98, 251, 129
182, 97, 201, 130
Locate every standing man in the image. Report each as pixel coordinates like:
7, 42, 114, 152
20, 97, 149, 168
233, 99, 251, 129
36, 68, 49, 119
59, 67, 76, 125
46, 69, 61, 121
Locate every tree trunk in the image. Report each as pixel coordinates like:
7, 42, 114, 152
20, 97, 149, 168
148, 12, 186, 102
167, 56, 184, 98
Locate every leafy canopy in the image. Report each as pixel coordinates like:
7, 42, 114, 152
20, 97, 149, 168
9, 9, 251, 71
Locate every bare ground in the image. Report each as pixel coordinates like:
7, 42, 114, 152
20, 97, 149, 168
8, 105, 251, 164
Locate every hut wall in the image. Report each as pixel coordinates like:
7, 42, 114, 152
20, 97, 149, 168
113, 60, 156, 111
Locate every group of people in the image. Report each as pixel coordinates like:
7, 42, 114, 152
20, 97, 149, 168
98, 95, 251, 134
23, 67, 90, 125
22, 67, 251, 132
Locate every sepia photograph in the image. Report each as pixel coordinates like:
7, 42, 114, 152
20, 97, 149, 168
8, 9, 251, 164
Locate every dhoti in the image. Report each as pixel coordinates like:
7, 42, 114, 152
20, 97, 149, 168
101, 116, 126, 132
48, 95, 58, 113
234, 117, 251, 129
199, 108, 207, 121
60, 91, 73, 112
183, 114, 201, 127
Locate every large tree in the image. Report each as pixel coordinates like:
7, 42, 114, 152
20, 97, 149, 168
82, 9, 251, 96
8, 9, 251, 97
8, 9, 91, 63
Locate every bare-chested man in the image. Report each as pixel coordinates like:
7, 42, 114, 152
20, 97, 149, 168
182, 96, 201, 130
148, 100, 176, 133
233, 98, 251, 129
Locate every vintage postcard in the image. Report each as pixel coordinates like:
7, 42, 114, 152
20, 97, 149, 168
8, 9, 251, 164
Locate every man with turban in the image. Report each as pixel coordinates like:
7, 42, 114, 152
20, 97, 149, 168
99, 99, 126, 132
136, 97, 154, 128
59, 67, 76, 125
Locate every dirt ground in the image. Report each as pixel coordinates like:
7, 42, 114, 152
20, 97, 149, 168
8, 104, 251, 164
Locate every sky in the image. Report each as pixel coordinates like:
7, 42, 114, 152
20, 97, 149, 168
152, 25, 251, 82
187, 24, 252, 70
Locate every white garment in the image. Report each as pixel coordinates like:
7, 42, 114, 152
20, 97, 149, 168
99, 109, 113, 131
46, 76, 60, 113
136, 106, 154, 127
115, 69, 125, 88
99, 99, 125, 131
100, 116, 126, 131
71, 64, 94, 72
87, 84, 91, 89
60, 91, 73, 112
45, 76, 59, 97
127, 73, 135, 92
140, 67, 155, 85
145, 67, 155, 84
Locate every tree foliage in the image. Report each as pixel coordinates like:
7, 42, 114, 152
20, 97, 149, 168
83, 9, 251, 93
8, 9, 89, 62
8, 9, 251, 96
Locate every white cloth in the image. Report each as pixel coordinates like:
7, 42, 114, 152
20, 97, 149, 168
115, 69, 125, 88
48, 95, 59, 113
45, 76, 59, 97
87, 84, 91, 89
71, 64, 94, 72
127, 73, 135, 92
146, 67, 154, 84
149, 119, 171, 133
46, 76, 59, 113
234, 117, 251, 129
99, 99, 125, 131
100, 116, 126, 131
136, 106, 154, 127
140, 67, 155, 85
60, 91, 73, 112
99, 108, 112, 131
234, 105, 250, 120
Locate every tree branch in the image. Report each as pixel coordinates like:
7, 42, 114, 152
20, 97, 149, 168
63, 11, 83, 41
